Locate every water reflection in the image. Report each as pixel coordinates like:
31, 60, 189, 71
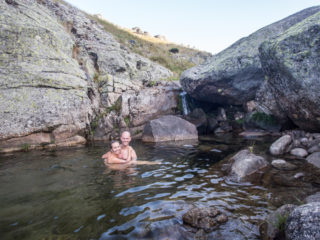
0, 136, 318, 239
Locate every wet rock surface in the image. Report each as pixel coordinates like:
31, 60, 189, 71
271, 159, 297, 171
227, 149, 269, 182
182, 207, 228, 233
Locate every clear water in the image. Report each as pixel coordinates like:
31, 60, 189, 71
0, 135, 317, 239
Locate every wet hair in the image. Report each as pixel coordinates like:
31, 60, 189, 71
110, 140, 120, 148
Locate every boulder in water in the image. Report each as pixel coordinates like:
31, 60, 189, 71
182, 207, 228, 232
141, 115, 198, 142
227, 149, 269, 182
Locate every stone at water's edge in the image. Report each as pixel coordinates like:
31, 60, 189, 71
290, 148, 308, 158
285, 202, 320, 240
180, 6, 320, 106
141, 115, 198, 142
256, 11, 320, 132
271, 159, 297, 171
269, 135, 292, 155
228, 149, 269, 182
184, 108, 208, 134
306, 152, 320, 168
259, 204, 297, 240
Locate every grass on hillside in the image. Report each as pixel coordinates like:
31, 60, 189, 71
90, 15, 209, 79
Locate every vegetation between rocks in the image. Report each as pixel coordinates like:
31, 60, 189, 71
90, 15, 208, 78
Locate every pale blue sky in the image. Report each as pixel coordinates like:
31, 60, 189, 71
66, 0, 320, 54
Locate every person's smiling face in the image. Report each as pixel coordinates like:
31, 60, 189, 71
111, 141, 121, 155
121, 132, 131, 147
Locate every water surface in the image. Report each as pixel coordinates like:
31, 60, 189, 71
0, 135, 317, 239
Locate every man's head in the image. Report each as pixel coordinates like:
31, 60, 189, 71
120, 131, 131, 147
110, 140, 121, 154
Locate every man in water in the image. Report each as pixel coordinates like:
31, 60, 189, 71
120, 131, 137, 162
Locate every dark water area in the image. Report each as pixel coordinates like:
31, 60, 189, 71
0, 134, 319, 239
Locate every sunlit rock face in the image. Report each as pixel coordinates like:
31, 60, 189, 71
256, 11, 320, 132
0, 0, 172, 151
180, 6, 320, 106
0, 0, 93, 148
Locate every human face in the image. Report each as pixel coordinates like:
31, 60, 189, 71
121, 132, 131, 147
111, 141, 121, 155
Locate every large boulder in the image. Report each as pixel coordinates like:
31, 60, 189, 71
285, 202, 320, 240
256, 11, 320, 132
141, 115, 198, 142
0, 0, 93, 150
185, 108, 208, 134
120, 81, 181, 127
180, 7, 320, 105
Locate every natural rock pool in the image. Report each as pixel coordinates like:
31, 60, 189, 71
0, 135, 319, 239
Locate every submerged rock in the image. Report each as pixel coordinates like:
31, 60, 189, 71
182, 207, 228, 232
271, 159, 297, 171
141, 115, 198, 142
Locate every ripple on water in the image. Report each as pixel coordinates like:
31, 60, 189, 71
174, 174, 194, 182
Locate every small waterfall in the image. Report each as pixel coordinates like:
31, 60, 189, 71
180, 91, 190, 115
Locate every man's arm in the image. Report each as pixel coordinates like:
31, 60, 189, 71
103, 152, 129, 164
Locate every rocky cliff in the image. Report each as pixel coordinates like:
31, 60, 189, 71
256, 11, 320, 131
180, 6, 320, 106
0, 0, 177, 152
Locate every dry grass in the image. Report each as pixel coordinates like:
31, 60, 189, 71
90, 15, 210, 79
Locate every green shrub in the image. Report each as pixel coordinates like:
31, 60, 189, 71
169, 48, 179, 54
21, 143, 31, 152
106, 98, 122, 114
276, 213, 289, 233
251, 112, 277, 125
124, 116, 130, 126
